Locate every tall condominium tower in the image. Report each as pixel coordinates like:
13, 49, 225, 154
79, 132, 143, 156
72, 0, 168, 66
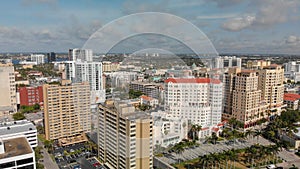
164, 78, 223, 136
64, 61, 104, 104
68, 48, 93, 62
43, 81, 91, 146
0, 63, 17, 117
98, 100, 153, 169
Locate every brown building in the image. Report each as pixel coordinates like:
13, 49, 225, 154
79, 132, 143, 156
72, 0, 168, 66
98, 100, 153, 169
43, 81, 91, 146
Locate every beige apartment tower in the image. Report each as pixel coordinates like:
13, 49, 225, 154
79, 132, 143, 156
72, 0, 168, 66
0, 63, 17, 117
43, 81, 91, 146
98, 100, 153, 169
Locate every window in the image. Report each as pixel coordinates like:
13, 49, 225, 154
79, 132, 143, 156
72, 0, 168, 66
16, 158, 33, 166
0, 161, 15, 168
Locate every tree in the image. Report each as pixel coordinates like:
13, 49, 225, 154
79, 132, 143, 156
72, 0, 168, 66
13, 112, 25, 120
44, 140, 54, 153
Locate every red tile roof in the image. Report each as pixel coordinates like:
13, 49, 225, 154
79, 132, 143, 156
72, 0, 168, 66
284, 93, 300, 102
212, 127, 219, 132
165, 78, 221, 84
140, 95, 154, 101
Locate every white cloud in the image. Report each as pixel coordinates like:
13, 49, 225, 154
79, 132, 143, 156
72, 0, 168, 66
286, 35, 300, 44
197, 13, 238, 20
222, 15, 255, 31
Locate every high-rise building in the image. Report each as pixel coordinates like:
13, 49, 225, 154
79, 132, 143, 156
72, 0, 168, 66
43, 81, 91, 146
64, 61, 104, 104
0, 120, 37, 148
98, 100, 153, 169
164, 78, 223, 137
30, 54, 45, 64
19, 86, 43, 106
47, 52, 56, 63
258, 64, 284, 111
0, 137, 36, 169
68, 48, 93, 62
223, 66, 284, 128
212, 56, 241, 69
0, 63, 17, 117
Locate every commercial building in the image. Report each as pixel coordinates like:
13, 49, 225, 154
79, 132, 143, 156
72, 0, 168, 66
64, 61, 104, 104
151, 111, 188, 148
98, 100, 153, 169
0, 63, 17, 117
43, 81, 91, 146
30, 54, 45, 64
47, 52, 56, 63
0, 120, 37, 148
164, 78, 223, 137
68, 48, 93, 62
0, 137, 36, 169
19, 86, 43, 106
212, 56, 241, 69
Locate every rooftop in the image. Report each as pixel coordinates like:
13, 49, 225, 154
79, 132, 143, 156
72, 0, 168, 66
0, 120, 36, 136
165, 78, 221, 84
284, 93, 300, 102
0, 137, 32, 159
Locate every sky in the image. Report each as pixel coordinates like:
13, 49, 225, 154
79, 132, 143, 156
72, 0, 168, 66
0, 0, 300, 54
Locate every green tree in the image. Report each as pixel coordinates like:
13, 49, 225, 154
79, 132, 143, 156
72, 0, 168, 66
13, 112, 25, 120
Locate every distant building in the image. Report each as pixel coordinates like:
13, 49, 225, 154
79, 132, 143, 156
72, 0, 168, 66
283, 61, 300, 83
140, 95, 158, 107
98, 100, 153, 169
0, 63, 17, 117
68, 48, 93, 62
246, 60, 271, 69
47, 52, 56, 63
130, 82, 162, 99
30, 54, 45, 64
0, 120, 37, 148
212, 56, 241, 69
110, 71, 138, 88
0, 137, 36, 169
19, 86, 43, 107
102, 61, 120, 72
43, 82, 91, 146
164, 78, 223, 138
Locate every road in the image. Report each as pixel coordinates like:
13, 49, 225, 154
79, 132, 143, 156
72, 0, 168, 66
277, 149, 300, 168
38, 139, 59, 169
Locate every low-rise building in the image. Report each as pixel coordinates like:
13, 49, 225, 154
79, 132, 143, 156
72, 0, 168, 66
151, 111, 188, 148
284, 93, 300, 110
140, 95, 158, 107
0, 137, 36, 169
0, 120, 37, 148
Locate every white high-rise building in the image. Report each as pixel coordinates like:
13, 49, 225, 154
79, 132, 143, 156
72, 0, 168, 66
212, 56, 241, 69
64, 61, 104, 104
68, 48, 93, 62
164, 78, 223, 137
30, 54, 45, 64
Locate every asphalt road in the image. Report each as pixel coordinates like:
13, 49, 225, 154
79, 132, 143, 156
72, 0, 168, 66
38, 140, 59, 169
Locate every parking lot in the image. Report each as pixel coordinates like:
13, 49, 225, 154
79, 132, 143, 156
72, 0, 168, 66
53, 143, 102, 169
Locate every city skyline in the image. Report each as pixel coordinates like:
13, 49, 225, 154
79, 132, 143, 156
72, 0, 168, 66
0, 0, 299, 54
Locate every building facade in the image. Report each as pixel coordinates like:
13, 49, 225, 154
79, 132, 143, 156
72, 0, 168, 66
64, 61, 104, 104
0, 120, 37, 148
0, 63, 17, 117
30, 54, 45, 64
98, 100, 153, 169
19, 86, 43, 106
47, 52, 56, 63
68, 48, 93, 62
212, 56, 241, 69
43, 82, 91, 146
0, 137, 36, 169
129, 82, 162, 99
164, 78, 223, 137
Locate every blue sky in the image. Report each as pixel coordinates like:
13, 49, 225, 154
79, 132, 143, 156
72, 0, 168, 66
0, 0, 300, 54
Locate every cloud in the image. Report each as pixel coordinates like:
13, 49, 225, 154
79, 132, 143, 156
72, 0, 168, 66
197, 13, 238, 20
207, 0, 244, 8
222, 15, 255, 31
285, 35, 300, 44
221, 0, 300, 31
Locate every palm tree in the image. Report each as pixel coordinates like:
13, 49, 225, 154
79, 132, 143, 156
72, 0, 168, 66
254, 129, 262, 143
245, 129, 254, 140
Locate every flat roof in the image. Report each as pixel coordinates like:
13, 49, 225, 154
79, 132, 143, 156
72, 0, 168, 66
0, 137, 32, 159
0, 120, 36, 136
